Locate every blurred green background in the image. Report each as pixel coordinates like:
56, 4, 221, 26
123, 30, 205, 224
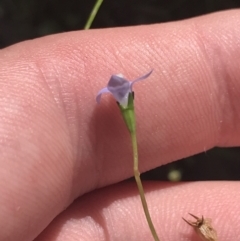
0, 0, 240, 180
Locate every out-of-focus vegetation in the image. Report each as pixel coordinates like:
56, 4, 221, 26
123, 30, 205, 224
1, 0, 240, 48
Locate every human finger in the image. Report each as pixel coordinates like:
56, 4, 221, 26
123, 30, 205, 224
0, 9, 240, 241
35, 181, 240, 241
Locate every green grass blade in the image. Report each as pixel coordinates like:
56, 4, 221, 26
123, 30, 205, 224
84, 0, 104, 30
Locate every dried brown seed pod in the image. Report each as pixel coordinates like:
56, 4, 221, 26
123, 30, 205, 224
182, 213, 218, 241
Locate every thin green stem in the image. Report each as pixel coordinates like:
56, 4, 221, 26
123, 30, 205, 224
84, 0, 104, 30
119, 93, 160, 240
131, 130, 160, 241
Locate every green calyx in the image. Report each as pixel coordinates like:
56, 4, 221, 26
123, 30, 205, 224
118, 92, 136, 134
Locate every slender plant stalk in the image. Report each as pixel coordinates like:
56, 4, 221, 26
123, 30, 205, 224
119, 93, 160, 241
131, 130, 160, 241
84, 0, 104, 30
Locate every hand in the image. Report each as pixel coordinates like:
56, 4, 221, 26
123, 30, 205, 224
1, 10, 239, 241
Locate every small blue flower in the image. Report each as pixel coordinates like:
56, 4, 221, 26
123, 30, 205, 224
96, 70, 153, 108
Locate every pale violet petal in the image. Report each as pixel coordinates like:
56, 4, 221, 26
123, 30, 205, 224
96, 87, 110, 103
96, 70, 152, 105
107, 75, 131, 104
130, 69, 153, 91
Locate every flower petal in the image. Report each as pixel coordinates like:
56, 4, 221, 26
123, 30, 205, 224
130, 69, 153, 91
96, 87, 110, 103
107, 75, 131, 104
96, 70, 153, 107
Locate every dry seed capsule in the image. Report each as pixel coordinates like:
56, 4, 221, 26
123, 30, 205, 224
182, 213, 218, 241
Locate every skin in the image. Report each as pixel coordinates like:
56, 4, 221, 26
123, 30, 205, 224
0, 9, 240, 241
